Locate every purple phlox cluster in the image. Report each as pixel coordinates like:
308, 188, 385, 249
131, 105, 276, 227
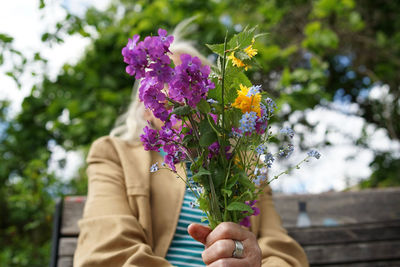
168, 54, 215, 108
265, 97, 277, 114
255, 144, 266, 155
140, 125, 161, 151
308, 149, 321, 159
239, 111, 257, 133
150, 162, 159, 173
278, 143, 294, 158
264, 152, 275, 168
123, 29, 215, 122
122, 29, 173, 81
208, 141, 220, 159
208, 141, 232, 159
246, 85, 262, 97
140, 122, 186, 172
139, 77, 168, 121
239, 200, 261, 227
280, 126, 294, 139
253, 167, 268, 186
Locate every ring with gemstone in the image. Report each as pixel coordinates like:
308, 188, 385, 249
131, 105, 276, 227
232, 240, 244, 258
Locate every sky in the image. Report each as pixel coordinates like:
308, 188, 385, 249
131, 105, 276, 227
1, 1, 398, 194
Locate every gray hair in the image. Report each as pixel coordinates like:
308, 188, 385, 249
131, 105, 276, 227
110, 20, 211, 143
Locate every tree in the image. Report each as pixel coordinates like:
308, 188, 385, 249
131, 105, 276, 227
0, 0, 399, 265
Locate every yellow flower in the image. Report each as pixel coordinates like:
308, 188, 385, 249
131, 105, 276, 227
244, 39, 257, 58
233, 155, 243, 169
232, 84, 261, 116
228, 52, 250, 71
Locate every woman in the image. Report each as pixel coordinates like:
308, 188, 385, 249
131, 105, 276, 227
74, 26, 309, 267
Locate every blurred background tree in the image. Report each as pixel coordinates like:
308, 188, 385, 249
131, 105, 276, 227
0, 0, 399, 265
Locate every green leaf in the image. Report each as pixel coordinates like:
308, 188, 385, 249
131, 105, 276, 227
206, 43, 225, 56
171, 105, 191, 116
199, 131, 217, 147
221, 188, 232, 197
227, 201, 253, 212
228, 26, 257, 50
197, 98, 211, 114
192, 167, 211, 179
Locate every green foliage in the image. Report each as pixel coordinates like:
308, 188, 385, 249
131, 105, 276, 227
1, 0, 400, 264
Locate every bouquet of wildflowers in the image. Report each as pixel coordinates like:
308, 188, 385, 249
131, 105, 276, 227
122, 27, 320, 229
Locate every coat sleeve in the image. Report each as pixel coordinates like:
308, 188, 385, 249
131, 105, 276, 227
73, 137, 173, 267
255, 187, 309, 267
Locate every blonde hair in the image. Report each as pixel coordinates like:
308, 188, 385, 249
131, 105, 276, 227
110, 20, 211, 143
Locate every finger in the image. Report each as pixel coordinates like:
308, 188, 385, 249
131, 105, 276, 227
201, 239, 235, 265
207, 257, 246, 267
187, 223, 212, 245
205, 222, 249, 248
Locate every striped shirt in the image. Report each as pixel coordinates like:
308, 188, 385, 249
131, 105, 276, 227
165, 162, 207, 267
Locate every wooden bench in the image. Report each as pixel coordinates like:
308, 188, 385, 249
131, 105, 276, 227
50, 187, 400, 266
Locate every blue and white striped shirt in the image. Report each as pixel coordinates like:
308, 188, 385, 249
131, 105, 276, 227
165, 162, 207, 267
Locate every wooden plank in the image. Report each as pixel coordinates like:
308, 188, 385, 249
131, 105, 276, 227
58, 256, 73, 267
60, 188, 400, 234
273, 187, 400, 227
61, 196, 86, 235
59, 237, 78, 257
287, 220, 400, 245
305, 240, 400, 265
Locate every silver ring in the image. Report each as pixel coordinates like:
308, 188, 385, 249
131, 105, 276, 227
232, 240, 244, 258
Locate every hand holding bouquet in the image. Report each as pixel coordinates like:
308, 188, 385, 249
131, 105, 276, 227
122, 27, 320, 229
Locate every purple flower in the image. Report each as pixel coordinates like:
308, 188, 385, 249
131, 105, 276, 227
158, 28, 174, 49
208, 142, 220, 159
168, 54, 214, 108
140, 126, 160, 151
239, 200, 260, 227
148, 61, 173, 83
139, 77, 169, 121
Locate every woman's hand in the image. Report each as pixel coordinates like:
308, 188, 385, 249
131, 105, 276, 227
188, 222, 262, 267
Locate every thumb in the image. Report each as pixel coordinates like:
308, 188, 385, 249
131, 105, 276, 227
188, 223, 212, 245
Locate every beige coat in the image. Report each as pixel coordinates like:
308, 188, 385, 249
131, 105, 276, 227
74, 136, 309, 266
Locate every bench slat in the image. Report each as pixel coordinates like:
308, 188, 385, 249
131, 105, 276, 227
59, 237, 78, 257
57, 257, 73, 267
273, 187, 400, 227
287, 220, 400, 245
305, 240, 400, 264
57, 237, 400, 265
60, 188, 400, 235
61, 196, 86, 235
